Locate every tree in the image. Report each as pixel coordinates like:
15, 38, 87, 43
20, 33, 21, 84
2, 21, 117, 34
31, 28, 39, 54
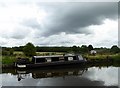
72, 45, 80, 53
2, 47, 11, 56
9, 48, 14, 56
88, 45, 93, 51
80, 45, 88, 54
23, 42, 36, 57
2, 50, 10, 56
110, 45, 120, 54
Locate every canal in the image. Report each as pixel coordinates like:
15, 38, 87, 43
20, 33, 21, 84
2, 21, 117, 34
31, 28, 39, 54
0, 65, 119, 87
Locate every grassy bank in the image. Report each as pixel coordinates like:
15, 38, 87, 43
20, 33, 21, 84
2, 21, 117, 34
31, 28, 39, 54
1, 56, 16, 68
2, 56, 16, 65
85, 54, 120, 60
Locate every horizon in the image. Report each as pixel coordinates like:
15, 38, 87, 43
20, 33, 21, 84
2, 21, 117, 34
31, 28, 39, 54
1, 43, 118, 49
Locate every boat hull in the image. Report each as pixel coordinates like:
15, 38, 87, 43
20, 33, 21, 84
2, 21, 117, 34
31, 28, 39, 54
17, 60, 86, 69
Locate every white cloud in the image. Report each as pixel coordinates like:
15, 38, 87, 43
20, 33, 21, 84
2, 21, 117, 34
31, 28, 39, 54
0, 2, 48, 46
89, 19, 118, 47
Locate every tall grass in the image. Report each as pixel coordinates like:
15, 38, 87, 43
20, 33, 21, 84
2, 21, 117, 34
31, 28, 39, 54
110, 54, 120, 61
2, 56, 16, 65
85, 54, 109, 60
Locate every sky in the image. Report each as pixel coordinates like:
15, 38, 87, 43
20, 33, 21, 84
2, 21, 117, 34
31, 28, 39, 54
0, 0, 119, 48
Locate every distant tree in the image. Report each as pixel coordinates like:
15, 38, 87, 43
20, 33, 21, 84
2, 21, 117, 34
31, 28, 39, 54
2, 47, 10, 56
72, 45, 80, 53
80, 45, 88, 54
88, 45, 93, 51
9, 48, 14, 56
110, 45, 120, 54
2, 50, 9, 56
23, 42, 36, 57
12, 46, 24, 51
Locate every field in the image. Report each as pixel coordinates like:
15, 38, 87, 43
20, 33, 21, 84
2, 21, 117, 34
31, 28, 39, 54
85, 53, 120, 60
13, 51, 64, 56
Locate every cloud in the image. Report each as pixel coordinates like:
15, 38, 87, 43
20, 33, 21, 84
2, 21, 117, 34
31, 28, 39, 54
21, 18, 41, 29
10, 27, 31, 39
33, 19, 118, 47
0, 1, 118, 47
35, 2, 118, 36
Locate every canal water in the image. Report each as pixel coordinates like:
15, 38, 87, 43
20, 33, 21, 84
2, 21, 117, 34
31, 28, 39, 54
0, 66, 119, 87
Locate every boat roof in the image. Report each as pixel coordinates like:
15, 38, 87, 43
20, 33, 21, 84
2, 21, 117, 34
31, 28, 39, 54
33, 55, 76, 58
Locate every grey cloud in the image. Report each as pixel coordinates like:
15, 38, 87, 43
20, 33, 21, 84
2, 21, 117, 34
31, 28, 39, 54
0, 41, 7, 46
11, 34, 26, 39
10, 27, 31, 39
34, 34, 73, 46
1, 30, 28, 40
38, 2, 118, 36
22, 19, 41, 29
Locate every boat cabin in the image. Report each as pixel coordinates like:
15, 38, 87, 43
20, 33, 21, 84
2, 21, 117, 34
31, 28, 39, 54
31, 55, 83, 64
15, 54, 85, 68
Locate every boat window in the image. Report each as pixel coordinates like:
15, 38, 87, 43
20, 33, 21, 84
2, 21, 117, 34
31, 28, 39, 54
36, 58, 46, 63
46, 58, 51, 62
78, 55, 83, 60
64, 57, 68, 61
51, 57, 59, 62
73, 56, 77, 60
59, 57, 64, 60
59, 57, 64, 61
68, 57, 73, 61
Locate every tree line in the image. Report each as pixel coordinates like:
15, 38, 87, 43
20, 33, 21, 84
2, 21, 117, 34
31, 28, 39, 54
1, 42, 120, 57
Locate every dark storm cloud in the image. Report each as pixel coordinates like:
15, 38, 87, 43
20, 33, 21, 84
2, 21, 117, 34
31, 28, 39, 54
39, 2, 118, 36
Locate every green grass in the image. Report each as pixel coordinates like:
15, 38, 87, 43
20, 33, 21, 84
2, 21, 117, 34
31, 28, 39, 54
86, 55, 106, 60
110, 54, 120, 61
13, 51, 25, 56
85, 54, 120, 61
36, 52, 64, 56
13, 51, 64, 56
2, 56, 16, 65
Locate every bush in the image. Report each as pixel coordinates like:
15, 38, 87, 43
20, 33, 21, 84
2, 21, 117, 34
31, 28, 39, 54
2, 56, 16, 65
23, 42, 36, 57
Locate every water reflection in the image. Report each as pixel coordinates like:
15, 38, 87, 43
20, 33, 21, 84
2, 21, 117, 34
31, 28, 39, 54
1, 66, 119, 86
15, 67, 88, 81
82, 67, 118, 86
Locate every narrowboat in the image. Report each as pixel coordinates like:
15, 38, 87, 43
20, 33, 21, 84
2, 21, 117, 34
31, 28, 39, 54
15, 54, 87, 68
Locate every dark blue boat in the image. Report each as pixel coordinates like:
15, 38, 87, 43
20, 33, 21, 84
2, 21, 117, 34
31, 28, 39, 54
15, 54, 87, 68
